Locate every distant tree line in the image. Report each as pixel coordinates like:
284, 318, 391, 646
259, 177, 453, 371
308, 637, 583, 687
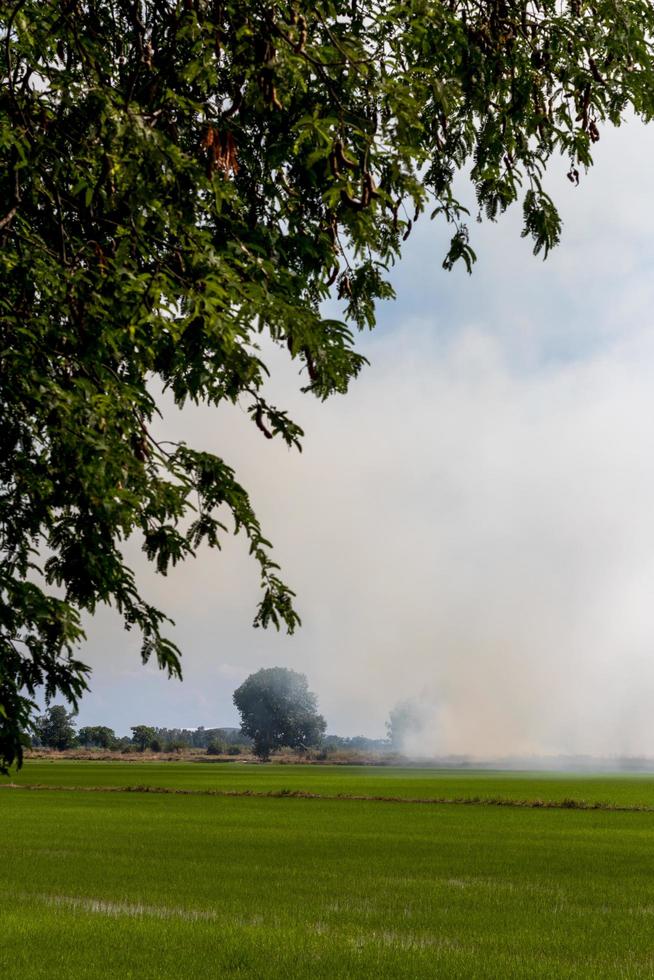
322, 734, 390, 753
131, 725, 252, 754
29, 669, 409, 760
30, 707, 253, 754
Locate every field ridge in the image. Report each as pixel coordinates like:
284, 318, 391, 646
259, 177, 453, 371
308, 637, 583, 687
1, 781, 643, 811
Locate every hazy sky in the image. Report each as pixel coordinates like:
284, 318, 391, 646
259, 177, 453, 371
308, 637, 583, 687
74, 118, 654, 757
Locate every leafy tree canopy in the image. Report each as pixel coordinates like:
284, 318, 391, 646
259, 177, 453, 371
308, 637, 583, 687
34, 703, 78, 749
130, 723, 156, 750
233, 667, 326, 759
77, 724, 118, 748
2, 0, 654, 772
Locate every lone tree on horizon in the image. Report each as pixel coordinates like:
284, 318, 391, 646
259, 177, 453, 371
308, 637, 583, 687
3, 0, 654, 771
34, 704, 78, 751
233, 667, 326, 761
130, 725, 157, 751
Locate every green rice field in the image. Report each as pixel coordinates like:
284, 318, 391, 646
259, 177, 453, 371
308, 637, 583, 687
4, 762, 654, 977
9, 759, 654, 807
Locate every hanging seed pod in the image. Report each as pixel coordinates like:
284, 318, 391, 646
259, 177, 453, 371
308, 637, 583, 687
334, 140, 358, 171
340, 189, 365, 210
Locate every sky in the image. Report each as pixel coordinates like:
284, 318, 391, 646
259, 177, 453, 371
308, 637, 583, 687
74, 116, 654, 758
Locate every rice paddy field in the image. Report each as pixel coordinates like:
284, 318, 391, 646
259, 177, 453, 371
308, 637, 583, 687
5, 761, 654, 977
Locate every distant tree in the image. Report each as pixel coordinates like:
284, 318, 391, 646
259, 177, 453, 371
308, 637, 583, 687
149, 738, 162, 753
386, 700, 421, 751
130, 725, 156, 752
216, 728, 252, 749
233, 668, 326, 761
192, 727, 207, 749
206, 740, 226, 756
78, 725, 117, 749
35, 705, 77, 750
151, 727, 192, 748
164, 739, 185, 754
320, 734, 391, 754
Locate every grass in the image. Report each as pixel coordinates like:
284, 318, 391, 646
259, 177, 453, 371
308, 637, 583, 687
8, 759, 654, 808
5, 763, 654, 976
